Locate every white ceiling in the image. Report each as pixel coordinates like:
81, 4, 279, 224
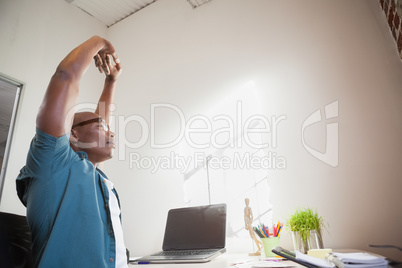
65, 0, 214, 27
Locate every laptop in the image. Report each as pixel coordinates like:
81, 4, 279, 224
132, 203, 227, 264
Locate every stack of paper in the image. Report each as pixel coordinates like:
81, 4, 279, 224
295, 251, 335, 267
326, 252, 388, 268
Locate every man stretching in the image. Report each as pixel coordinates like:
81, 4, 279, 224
17, 36, 127, 267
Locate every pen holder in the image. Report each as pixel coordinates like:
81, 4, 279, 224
261, 237, 280, 257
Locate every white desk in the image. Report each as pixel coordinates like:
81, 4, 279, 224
129, 253, 303, 267
129, 251, 401, 267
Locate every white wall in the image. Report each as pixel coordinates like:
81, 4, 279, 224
1, 0, 402, 261
106, 0, 402, 260
0, 0, 107, 214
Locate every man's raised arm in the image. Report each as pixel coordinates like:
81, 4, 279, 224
95, 54, 122, 125
36, 36, 119, 137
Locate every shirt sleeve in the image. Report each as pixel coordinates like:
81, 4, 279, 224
16, 128, 71, 206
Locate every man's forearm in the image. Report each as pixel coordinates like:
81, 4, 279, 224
95, 53, 122, 123
96, 78, 117, 123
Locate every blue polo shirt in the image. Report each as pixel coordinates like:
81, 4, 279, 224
16, 128, 123, 268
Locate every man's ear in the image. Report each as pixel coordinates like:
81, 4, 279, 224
70, 129, 79, 142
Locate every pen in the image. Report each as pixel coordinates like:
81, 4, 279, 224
129, 260, 150, 265
260, 258, 283, 262
253, 227, 264, 238
264, 225, 270, 237
260, 225, 269, 238
258, 226, 267, 238
277, 225, 282, 237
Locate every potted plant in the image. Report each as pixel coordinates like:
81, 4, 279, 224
285, 208, 326, 253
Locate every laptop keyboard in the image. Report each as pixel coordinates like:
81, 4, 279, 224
152, 249, 218, 256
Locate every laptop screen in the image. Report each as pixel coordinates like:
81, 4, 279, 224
162, 203, 227, 251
